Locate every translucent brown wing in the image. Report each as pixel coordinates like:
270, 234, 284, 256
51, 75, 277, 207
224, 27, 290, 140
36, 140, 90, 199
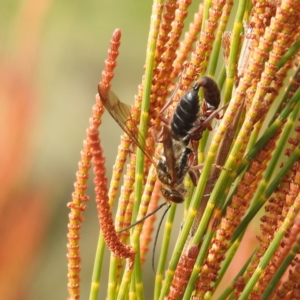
98, 85, 155, 164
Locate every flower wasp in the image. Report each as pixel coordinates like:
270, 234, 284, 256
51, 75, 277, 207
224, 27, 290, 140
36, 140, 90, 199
98, 76, 224, 234
158, 76, 225, 185
98, 82, 195, 205
98, 76, 223, 205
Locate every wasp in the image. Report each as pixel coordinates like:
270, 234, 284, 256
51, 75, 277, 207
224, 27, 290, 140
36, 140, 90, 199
98, 76, 222, 204
98, 82, 195, 204
158, 76, 224, 186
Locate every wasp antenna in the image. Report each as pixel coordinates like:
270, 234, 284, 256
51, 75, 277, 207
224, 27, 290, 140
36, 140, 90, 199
117, 202, 168, 234
152, 203, 172, 274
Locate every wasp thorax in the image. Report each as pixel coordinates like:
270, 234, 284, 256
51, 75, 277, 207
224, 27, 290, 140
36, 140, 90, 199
156, 156, 173, 186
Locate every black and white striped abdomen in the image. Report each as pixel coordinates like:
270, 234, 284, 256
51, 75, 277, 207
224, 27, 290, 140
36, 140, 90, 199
170, 86, 200, 142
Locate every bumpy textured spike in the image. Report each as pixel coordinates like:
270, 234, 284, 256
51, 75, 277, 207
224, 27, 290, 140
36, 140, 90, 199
166, 245, 199, 299
249, 0, 277, 49
244, 1, 299, 114
66, 29, 121, 299
115, 157, 136, 235
67, 95, 105, 299
171, 3, 203, 80
108, 134, 132, 205
88, 126, 136, 262
140, 180, 161, 263
173, 0, 226, 106
133, 165, 157, 234
150, 0, 193, 117
154, 0, 178, 69
101, 29, 121, 90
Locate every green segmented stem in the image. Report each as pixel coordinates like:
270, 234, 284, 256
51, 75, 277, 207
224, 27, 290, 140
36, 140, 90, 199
217, 65, 226, 90
214, 229, 248, 293
117, 1, 163, 299
245, 118, 262, 153
190, 0, 247, 261
201, 0, 212, 32
108, 255, 124, 298
199, 0, 246, 159
132, 166, 157, 299
223, 0, 247, 103
183, 177, 194, 217
182, 215, 216, 299
277, 38, 300, 70
129, 274, 136, 300
89, 232, 105, 300
154, 203, 177, 300
269, 64, 300, 126
207, 0, 234, 77
133, 247, 142, 300
217, 247, 256, 300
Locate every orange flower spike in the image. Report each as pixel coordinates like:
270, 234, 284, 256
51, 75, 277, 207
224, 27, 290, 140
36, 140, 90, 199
115, 160, 136, 235
159, 0, 192, 79
152, 0, 193, 113
154, 0, 178, 68
88, 126, 135, 261
166, 245, 199, 300
101, 28, 121, 90
140, 180, 161, 263
246, 129, 300, 297
178, 0, 224, 95
67, 110, 98, 299
108, 134, 132, 205
67, 29, 122, 299
249, 0, 277, 48
100, 29, 135, 212
253, 164, 300, 297
171, 3, 203, 80
132, 165, 157, 236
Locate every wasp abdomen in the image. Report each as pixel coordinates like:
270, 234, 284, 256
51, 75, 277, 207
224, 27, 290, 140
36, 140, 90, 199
196, 76, 220, 109
171, 86, 200, 141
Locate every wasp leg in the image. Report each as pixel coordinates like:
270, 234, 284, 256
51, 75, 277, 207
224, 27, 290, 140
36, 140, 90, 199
188, 169, 199, 186
158, 114, 171, 126
190, 163, 229, 171
213, 164, 231, 171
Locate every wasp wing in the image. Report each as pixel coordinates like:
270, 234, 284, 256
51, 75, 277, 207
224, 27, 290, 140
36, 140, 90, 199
98, 86, 155, 163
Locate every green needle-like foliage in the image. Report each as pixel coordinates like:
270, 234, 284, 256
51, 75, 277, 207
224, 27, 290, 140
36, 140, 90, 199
67, 1, 300, 300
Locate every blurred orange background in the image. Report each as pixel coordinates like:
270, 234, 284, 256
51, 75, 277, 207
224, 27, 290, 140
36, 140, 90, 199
0, 1, 152, 298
